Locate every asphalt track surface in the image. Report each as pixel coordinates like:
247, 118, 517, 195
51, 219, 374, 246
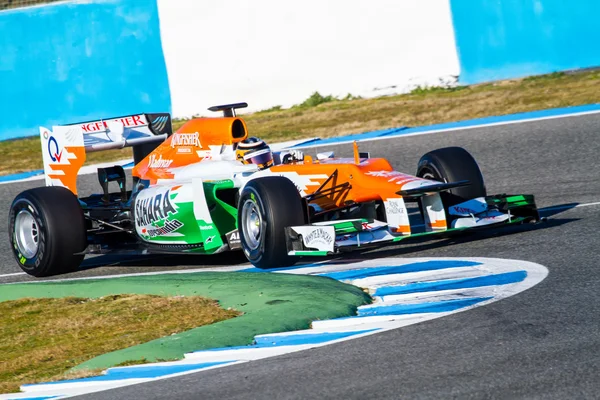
1, 113, 600, 398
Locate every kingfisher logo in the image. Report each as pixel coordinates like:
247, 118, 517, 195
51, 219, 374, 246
47, 136, 63, 162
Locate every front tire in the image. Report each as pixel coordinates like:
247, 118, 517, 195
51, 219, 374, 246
238, 177, 305, 269
416, 147, 487, 216
8, 187, 87, 277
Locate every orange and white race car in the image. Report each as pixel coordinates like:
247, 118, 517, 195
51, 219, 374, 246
9, 103, 539, 276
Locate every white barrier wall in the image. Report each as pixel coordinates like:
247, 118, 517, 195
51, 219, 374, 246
157, 0, 459, 117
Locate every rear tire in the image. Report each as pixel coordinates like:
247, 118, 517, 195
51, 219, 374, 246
416, 147, 486, 216
8, 187, 87, 277
238, 177, 305, 269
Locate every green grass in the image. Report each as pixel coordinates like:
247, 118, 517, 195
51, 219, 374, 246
3, 69, 600, 176
0, 294, 240, 393
0, 272, 371, 393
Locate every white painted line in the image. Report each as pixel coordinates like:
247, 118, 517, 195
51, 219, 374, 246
295, 108, 600, 149
351, 266, 489, 289
369, 284, 521, 306
0, 272, 27, 278
2, 264, 252, 285
540, 201, 600, 213
184, 344, 317, 362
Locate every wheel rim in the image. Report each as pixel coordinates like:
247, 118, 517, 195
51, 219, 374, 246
420, 167, 444, 183
14, 210, 39, 259
241, 199, 262, 251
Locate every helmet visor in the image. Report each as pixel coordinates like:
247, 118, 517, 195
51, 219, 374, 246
244, 148, 273, 166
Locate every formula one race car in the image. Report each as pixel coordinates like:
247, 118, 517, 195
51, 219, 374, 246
8, 103, 539, 277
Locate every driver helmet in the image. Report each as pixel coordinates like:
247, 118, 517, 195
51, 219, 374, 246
235, 137, 274, 169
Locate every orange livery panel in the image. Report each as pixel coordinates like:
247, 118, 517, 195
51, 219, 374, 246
133, 117, 248, 183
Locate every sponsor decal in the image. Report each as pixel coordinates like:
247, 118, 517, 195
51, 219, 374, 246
205, 235, 215, 244
144, 219, 184, 237
152, 115, 169, 132
80, 115, 146, 133
148, 154, 173, 169
451, 206, 477, 215
199, 225, 214, 231
135, 189, 177, 226
226, 229, 241, 250
47, 136, 63, 162
171, 132, 201, 148
385, 200, 405, 215
304, 227, 334, 248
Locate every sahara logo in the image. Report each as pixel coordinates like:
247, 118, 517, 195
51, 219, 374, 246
135, 189, 177, 226
47, 136, 63, 163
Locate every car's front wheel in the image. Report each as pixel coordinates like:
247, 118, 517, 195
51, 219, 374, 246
238, 177, 305, 269
8, 186, 87, 277
416, 146, 487, 221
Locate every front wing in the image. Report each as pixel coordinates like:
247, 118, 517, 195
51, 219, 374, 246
285, 194, 539, 256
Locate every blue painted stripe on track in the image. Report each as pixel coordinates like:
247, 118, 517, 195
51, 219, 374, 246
0, 169, 43, 183
373, 270, 528, 297
292, 103, 600, 148
190, 329, 378, 354
25, 361, 229, 385
254, 329, 378, 346
358, 297, 493, 316
317, 260, 482, 281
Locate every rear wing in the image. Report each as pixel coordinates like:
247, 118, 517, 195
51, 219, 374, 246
39, 113, 171, 195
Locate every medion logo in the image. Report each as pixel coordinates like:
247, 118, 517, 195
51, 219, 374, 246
135, 190, 177, 226
171, 132, 201, 148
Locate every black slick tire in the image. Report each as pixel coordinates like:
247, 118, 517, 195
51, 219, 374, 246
416, 147, 487, 217
237, 177, 305, 269
8, 186, 87, 277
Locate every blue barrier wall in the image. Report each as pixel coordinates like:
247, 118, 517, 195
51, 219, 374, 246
450, 0, 600, 84
0, 0, 170, 141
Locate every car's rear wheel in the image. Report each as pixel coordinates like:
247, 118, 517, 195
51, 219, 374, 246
238, 177, 305, 269
416, 147, 487, 219
8, 187, 87, 277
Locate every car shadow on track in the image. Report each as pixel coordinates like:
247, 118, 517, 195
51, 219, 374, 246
79, 250, 250, 271
324, 215, 578, 264
26, 208, 577, 281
